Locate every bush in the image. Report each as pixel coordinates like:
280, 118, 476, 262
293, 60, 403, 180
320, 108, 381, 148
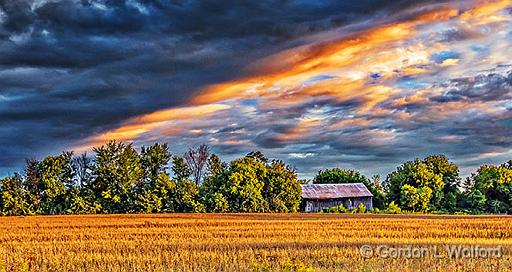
351, 203, 367, 213
431, 210, 450, 215
322, 204, 348, 213
384, 201, 402, 214
454, 211, 468, 215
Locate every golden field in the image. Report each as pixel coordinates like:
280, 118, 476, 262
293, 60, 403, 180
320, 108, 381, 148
0, 214, 511, 271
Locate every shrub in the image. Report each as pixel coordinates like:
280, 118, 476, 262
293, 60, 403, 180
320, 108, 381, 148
322, 204, 348, 213
384, 201, 402, 214
351, 203, 367, 213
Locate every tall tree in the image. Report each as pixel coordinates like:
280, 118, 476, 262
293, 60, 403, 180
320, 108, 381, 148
140, 143, 171, 185
40, 152, 74, 214
423, 155, 461, 211
465, 163, 512, 213
201, 154, 230, 212
72, 153, 92, 188
23, 158, 43, 212
372, 175, 384, 192
224, 157, 268, 212
263, 160, 302, 212
91, 141, 143, 213
184, 144, 210, 185
385, 155, 459, 212
0, 174, 33, 216
173, 180, 204, 212
206, 154, 224, 177
172, 156, 191, 182
136, 143, 172, 213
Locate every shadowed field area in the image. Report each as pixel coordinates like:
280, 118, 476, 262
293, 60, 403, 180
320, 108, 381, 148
0, 214, 511, 271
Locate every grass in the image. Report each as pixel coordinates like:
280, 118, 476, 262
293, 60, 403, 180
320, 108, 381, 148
0, 213, 511, 271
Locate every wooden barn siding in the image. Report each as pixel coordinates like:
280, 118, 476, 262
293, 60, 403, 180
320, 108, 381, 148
303, 197, 373, 212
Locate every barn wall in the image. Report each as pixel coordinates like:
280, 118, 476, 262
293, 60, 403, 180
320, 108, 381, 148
354, 197, 373, 211
303, 197, 373, 212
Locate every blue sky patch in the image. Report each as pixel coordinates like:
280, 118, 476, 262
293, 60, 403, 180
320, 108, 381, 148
302, 74, 336, 86
431, 51, 461, 64
394, 76, 429, 90
370, 73, 381, 79
242, 99, 259, 106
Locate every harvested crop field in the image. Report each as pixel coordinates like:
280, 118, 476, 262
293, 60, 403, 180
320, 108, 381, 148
0, 214, 511, 271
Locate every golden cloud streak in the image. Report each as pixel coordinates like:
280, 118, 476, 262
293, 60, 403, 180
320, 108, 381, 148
73, 0, 511, 150
188, 8, 460, 106
74, 104, 231, 152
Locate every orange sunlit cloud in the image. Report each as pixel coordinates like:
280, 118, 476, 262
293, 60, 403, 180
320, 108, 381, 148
74, 104, 231, 152
188, 8, 459, 106
73, 0, 512, 169
277, 117, 323, 142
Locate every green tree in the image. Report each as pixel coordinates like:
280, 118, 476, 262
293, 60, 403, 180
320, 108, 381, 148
211, 193, 229, 212
385, 156, 458, 212
400, 184, 432, 212
91, 141, 143, 213
173, 180, 204, 212
65, 188, 101, 214
135, 143, 172, 213
141, 143, 170, 183
465, 189, 486, 213
224, 156, 268, 212
172, 156, 191, 182
0, 174, 33, 216
200, 154, 230, 212
384, 201, 402, 214
23, 158, 43, 213
207, 154, 224, 177
423, 155, 461, 211
40, 152, 74, 214
372, 175, 384, 192
263, 160, 302, 212
465, 164, 512, 213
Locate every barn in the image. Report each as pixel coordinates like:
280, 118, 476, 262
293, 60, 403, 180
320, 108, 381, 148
301, 183, 373, 212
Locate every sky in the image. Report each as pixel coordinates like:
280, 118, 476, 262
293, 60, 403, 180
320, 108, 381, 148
0, 0, 511, 179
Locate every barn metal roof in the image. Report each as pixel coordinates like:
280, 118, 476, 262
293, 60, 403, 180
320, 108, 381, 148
301, 183, 373, 199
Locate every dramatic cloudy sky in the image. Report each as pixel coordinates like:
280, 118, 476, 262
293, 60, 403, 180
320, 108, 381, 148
1, 0, 511, 178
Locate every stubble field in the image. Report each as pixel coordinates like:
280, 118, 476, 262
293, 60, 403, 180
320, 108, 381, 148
0, 213, 511, 271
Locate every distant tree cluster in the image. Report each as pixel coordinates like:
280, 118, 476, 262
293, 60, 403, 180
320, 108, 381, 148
384, 156, 512, 214
1, 141, 511, 215
314, 156, 512, 214
0, 142, 301, 215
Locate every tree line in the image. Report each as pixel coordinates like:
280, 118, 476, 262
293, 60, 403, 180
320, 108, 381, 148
0, 141, 301, 215
0, 141, 511, 215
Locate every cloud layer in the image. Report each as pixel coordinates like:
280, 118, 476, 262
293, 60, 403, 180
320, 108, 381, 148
1, 0, 511, 178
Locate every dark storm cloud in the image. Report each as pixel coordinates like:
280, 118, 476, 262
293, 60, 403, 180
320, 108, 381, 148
431, 71, 512, 103
0, 0, 35, 33
0, 0, 454, 175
